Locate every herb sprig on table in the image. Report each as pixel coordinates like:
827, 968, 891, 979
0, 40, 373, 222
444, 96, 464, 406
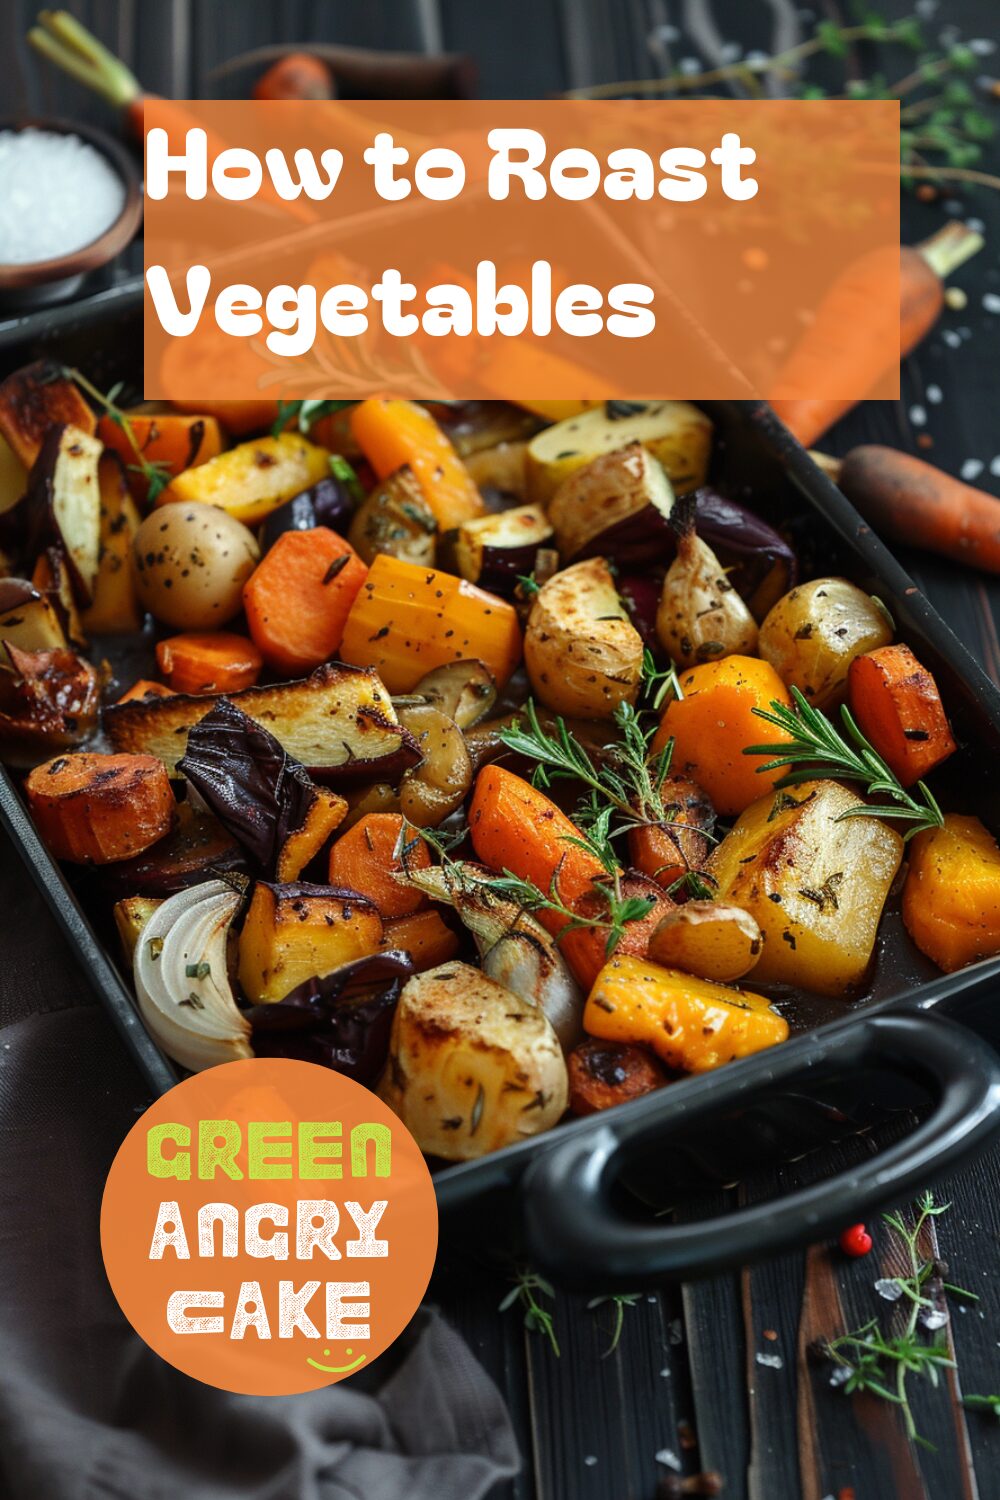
745, 686, 945, 839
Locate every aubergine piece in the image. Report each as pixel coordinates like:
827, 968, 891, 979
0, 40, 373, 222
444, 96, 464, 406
247, 950, 414, 1083
548, 442, 676, 566
104, 662, 422, 782
99, 801, 249, 898
258, 474, 357, 551
0, 577, 68, 662
449, 504, 554, 596
178, 698, 347, 879
24, 424, 103, 606
347, 466, 436, 567
0, 642, 100, 764
690, 487, 798, 621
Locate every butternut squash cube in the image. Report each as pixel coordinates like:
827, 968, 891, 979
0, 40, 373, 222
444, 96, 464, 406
903, 814, 1000, 972
238, 881, 383, 1003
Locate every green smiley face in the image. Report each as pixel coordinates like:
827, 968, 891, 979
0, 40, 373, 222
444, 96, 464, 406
306, 1346, 368, 1375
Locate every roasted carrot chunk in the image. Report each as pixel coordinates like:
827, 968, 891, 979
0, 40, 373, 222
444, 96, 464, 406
155, 632, 263, 695
381, 909, 460, 971
243, 527, 368, 676
328, 813, 431, 919
847, 644, 956, 787
98, 411, 224, 500
350, 398, 484, 530
26, 751, 175, 864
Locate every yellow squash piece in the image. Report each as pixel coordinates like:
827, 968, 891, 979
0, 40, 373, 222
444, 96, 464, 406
708, 779, 903, 995
584, 954, 788, 1073
903, 814, 1000, 972
158, 434, 330, 526
238, 881, 383, 1003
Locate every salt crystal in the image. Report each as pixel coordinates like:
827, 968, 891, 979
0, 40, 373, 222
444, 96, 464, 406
656, 1449, 682, 1471
679, 57, 703, 75
919, 1306, 949, 1331
0, 129, 125, 265
719, 42, 743, 64
660, 1367, 671, 1377
927, 385, 943, 404
829, 1365, 852, 1387
983, 293, 1000, 314
875, 1278, 904, 1301
650, 23, 680, 45
909, 405, 928, 427
990, 456, 1000, 477
915, 0, 938, 15
744, 50, 772, 68
969, 39, 997, 56
943, 329, 963, 348
755, 1351, 784, 1369
584, 1455, 598, 1467
961, 459, 985, 481
966, 217, 986, 233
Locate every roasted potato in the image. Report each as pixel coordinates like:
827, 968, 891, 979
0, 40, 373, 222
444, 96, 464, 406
759, 579, 893, 710
25, 424, 103, 603
547, 442, 674, 563
377, 961, 568, 1160
648, 901, 763, 982
524, 557, 643, 721
525, 401, 712, 504
132, 501, 260, 630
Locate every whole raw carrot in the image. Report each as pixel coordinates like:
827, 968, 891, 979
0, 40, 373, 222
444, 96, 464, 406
770, 223, 983, 448
838, 446, 1000, 574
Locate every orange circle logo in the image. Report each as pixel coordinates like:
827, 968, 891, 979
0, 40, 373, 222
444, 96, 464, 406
101, 1058, 437, 1395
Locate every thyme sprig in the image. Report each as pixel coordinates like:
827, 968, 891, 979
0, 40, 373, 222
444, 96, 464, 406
499, 1268, 560, 1356
62, 368, 173, 501
818, 1192, 977, 1449
271, 398, 355, 438
586, 1292, 642, 1357
745, 686, 944, 839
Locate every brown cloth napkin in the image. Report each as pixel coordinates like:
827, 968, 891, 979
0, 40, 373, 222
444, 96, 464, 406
0, 844, 519, 1500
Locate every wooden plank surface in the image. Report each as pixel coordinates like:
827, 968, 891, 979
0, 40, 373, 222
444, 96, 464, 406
4, 0, 1000, 1495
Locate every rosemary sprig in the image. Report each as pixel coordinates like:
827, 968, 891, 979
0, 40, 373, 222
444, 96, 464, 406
499, 1268, 560, 1355
62, 368, 173, 501
271, 398, 355, 438
587, 1292, 641, 1357
487, 862, 657, 960
818, 1192, 977, 1448
745, 686, 944, 839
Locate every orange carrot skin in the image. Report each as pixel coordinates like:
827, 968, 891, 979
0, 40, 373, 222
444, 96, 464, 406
847, 645, 956, 787
350, 398, 484, 530
382, 910, 460, 971
243, 527, 368, 676
253, 54, 333, 100
155, 633, 263, 695
838, 446, 1000, 574
97, 412, 224, 500
328, 813, 431, 919
26, 751, 175, 864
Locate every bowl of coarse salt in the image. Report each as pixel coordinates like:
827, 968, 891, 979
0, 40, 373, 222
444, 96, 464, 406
0, 118, 142, 309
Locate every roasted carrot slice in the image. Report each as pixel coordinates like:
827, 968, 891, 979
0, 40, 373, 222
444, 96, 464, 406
339, 553, 521, 692
328, 813, 431, 919
97, 411, 224, 500
116, 679, 175, 705
381, 909, 460, 971
155, 632, 263, 695
243, 527, 368, 676
847, 644, 956, 788
26, 751, 175, 864
350, 398, 484, 530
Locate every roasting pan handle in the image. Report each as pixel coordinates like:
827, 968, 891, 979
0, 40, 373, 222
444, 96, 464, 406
521, 1012, 1000, 1287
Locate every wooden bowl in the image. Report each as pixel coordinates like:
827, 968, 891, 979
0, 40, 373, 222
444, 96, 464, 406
0, 116, 143, 309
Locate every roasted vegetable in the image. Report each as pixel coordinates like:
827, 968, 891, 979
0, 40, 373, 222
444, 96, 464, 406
547, 443, 674, 564
79, 454, 143, 635
116, 680, 175, 705
113, 895, 163, 965
656, 522, 758, 668
410, 660, 497, 729
134, 880, 253, 1071
0, 361, 96, 469
397, 704, 473, 828
463, 441, 530, 500
106, 662, 420, 782
26, 751, 175, 864
248, 950, 414, 1082
708, 779, 903, 995
155, 633, 262, 695
238, 880, 383, 1004
690, 488, 798, 622
377, 961, 568, 1160
25, 425, 103, 604
159, 433, 331, 525
759, 579, 894, 711
450, 503, 553, 594
258, 474, 357, 551
626, 775, 715, 893
0, 644, 100, 761
339, 554, 522, 693
651, 656, 794, 817
647, 901, 763, 982
328, 813, 432, 919
97, 410, 223, 501
566, 871, 675, 993
525, 400, 712, 505
99, 801, 248, 898
132, 502, 260, 630
847, 645, 956, 788
0, 578, 68, 661
903, 814, 1000, 972
169, 397, 279, 437
584, 954, 788, 1073
429, 399, 540, 458
567, 1039, 666, 1115
347, 466, 437, 568
32, 547, 86, 649
524, 557, 642, 721
350, 398, 484, 530
0, 436, 26, 520
243, 527, 367, 675
178, 699, 347, 880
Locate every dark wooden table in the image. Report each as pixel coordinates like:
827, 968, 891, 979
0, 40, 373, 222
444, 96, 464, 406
6, 2, 1000, 1496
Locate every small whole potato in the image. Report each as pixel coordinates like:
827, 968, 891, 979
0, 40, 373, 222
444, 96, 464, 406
648, 900, 763, 983
759, 578, 893, 710
132, 502, 259, 629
